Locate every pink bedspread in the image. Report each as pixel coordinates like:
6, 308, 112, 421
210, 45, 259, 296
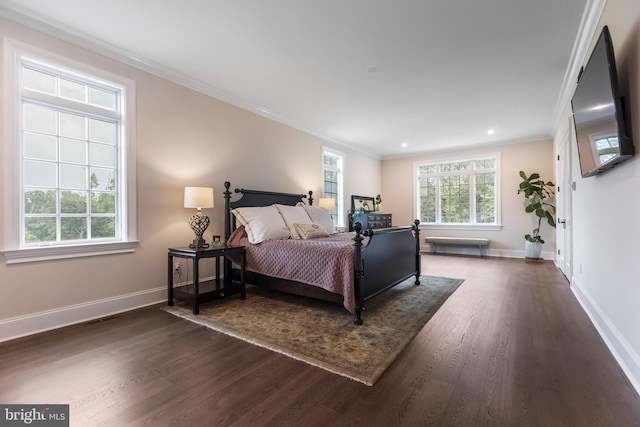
228, 227, 366, 313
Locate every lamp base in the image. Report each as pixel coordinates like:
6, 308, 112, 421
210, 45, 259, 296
189, 237, 209, 249
188, 211, 210, 249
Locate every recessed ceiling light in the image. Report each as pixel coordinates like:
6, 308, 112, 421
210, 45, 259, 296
487, 129, 495, 135
368, 67, 378, 73
401, 142, 408, 148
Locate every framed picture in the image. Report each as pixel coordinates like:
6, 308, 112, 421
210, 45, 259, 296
351, 195, 375, 213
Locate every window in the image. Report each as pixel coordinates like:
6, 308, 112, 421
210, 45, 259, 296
2, 40, 137, 263
416, 156, 500, 229
322, 148, 344, 227
593, 134, 619, 164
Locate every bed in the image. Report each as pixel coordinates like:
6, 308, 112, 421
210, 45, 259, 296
223, 181, 421, 325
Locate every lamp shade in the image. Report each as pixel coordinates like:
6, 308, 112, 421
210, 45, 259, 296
318, 197, 336, 211
184, 187, 214, 209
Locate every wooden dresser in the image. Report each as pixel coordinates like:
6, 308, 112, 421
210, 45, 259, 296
349, 212, 392, 231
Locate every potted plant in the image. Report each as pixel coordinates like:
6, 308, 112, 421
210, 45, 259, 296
517, 171, 556, 259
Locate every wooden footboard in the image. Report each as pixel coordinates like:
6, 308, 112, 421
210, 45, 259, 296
352, 220, 421, 324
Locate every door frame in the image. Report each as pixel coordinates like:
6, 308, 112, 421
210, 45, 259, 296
555, 117, 573, 281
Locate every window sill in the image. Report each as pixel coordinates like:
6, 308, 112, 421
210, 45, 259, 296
2, 241, 139, 264
420, 224, 503, 231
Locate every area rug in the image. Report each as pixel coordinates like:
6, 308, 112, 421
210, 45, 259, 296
162, 275, 464, 386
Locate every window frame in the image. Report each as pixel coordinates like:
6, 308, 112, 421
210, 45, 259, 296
414, 154, 502, 231
589, 130, 620, 165
322, 147, 345, 228
2, 38, 138, 264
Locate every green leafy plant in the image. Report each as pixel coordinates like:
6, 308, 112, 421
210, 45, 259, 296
517, 171, 556, 244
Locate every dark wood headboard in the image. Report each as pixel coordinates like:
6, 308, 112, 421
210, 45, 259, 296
223, 181, 313, 240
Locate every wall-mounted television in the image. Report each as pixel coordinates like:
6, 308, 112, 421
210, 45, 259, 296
571, 25, 634, 178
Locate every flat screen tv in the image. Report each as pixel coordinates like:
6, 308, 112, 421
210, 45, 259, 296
571, 25, 633, 177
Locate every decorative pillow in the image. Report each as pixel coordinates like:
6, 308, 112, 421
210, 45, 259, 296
293, 222, 330, 239
299, 203, 337, 234
226, 225, 248, 247
275, 204, 312, 239
231, 205, 290, 244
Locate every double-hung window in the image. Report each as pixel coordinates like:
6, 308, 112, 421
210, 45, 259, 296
322, 148, 344, 227
3, 41, 137, 263
416, 155, 500, 229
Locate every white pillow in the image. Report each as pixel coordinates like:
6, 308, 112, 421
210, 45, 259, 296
231, 205, 290, 244
299, 203, 337, 234
293, 222, 330, 239
275, 204, 312, 239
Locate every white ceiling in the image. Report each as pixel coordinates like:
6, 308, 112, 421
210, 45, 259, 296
0, 0, 589, 158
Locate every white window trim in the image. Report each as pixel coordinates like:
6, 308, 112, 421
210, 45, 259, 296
413, 153, 502, 230
2, 37, 138, 264
420, 223, 503, 231
322, 146, 345, 228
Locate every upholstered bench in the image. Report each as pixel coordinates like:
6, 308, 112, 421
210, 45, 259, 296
425, 236, 490, 257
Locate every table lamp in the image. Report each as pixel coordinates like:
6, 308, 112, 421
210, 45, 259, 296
318, 197, 336, 211
184, 186, 214, 248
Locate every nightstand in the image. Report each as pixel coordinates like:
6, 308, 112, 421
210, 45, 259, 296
167, 245, 246, 315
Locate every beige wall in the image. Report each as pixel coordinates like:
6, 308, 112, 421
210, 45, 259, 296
0, 18, 380, 338
381, 140, 555, 256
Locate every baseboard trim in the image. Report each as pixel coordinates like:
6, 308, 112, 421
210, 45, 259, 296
0, 286, 165, 342
571, 276, 640, 396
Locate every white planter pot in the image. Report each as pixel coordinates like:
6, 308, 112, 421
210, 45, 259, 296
525, 241, 542, 259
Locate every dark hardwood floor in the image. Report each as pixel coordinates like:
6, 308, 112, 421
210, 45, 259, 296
2, 255, 640, 426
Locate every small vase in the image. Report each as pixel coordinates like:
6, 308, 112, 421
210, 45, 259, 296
525, 241, 542, 259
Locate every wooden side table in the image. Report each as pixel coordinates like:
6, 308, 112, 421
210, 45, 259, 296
167, 245, 246, 315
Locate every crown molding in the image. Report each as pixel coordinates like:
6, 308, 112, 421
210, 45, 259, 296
0, 5, 381, 160
382, 134, 552, 160
550, 0, 607, 135
2, 3, 596, 162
